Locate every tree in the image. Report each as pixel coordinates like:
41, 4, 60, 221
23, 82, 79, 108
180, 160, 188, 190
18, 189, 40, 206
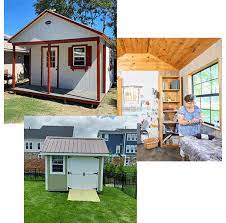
33, 0, 116, 38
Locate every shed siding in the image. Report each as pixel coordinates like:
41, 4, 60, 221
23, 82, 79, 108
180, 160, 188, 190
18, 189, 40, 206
58, 42, 97, 100
31, 46, 41, 85
12, 12, 97, 43
47, 156, 67, 191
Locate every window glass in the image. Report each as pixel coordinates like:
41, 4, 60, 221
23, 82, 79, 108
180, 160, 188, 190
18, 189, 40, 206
73, 47, 86, 66
52, 156, 64, 173
192, 63, 219, 126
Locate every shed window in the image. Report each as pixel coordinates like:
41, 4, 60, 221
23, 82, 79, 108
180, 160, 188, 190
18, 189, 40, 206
192, 63, 220, 127
29, 142, 32, 150
73, 46, 86, 66
51, 156, 65, 174
26, 142, 29, 149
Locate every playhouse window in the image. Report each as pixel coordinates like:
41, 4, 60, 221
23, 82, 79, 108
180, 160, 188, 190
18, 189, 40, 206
73, 46, 86, 66
192, 63, 220, 127
51, 156, 65, 174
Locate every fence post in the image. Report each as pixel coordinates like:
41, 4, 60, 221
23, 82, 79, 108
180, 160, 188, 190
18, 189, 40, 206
103, 172, 105, 186
34, 168, 37, 181
113, 173, 116, 188
122, 173, 125, 192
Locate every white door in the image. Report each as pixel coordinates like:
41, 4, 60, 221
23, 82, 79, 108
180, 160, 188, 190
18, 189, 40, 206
67, 157, 99, 190
42, 47, 58, 88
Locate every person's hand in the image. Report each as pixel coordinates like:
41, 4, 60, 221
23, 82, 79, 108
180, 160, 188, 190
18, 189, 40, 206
192, 118, 201, 123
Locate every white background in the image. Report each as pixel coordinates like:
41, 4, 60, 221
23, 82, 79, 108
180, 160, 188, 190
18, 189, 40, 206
1, 0, 226, 222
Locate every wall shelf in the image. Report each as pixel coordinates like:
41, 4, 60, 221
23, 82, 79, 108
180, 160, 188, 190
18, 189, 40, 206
159, 75, 182, 148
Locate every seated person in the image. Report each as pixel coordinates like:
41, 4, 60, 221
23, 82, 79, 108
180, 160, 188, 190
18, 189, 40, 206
177, 94, 202, 136
177, 95, 203, 159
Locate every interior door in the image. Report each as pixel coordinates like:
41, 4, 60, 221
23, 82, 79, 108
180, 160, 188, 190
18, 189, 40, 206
67, 157, 99, 190
42, 47, 58, 88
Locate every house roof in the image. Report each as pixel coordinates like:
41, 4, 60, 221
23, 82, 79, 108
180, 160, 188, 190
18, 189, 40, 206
24, 125, 74, 139
4, 40, 28, 53
41, 137, 109, 155
98, 128, 137, 135
8, 9, 112, 45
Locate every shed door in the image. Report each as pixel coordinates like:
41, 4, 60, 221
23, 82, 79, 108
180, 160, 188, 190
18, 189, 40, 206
67, 157, 99, 190
42, 47, 58, 88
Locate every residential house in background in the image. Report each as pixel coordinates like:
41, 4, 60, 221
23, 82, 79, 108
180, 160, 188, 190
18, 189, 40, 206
4, 34, 29, 83
97, 128, 137, 165
24, 125, 74, 159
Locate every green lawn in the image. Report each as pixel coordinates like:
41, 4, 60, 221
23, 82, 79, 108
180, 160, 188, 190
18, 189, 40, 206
4, 87, 117, 123
25, 181, 136, 223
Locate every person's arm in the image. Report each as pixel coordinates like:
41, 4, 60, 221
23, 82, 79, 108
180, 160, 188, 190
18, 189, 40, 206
178, 114, 192, 125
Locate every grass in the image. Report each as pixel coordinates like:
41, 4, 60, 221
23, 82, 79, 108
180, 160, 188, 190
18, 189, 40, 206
123, 185, 136, 199
4, 87, 117, 123
25, 181, 136, 223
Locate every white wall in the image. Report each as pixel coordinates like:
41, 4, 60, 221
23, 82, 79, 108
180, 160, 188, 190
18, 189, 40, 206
179, 40, 222, 96
24, 138, 44, 153
30, 41, 98, 100
12, 12, 97, 42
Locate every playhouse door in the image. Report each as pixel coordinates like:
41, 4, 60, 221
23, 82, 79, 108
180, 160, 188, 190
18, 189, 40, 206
42, 47, 58, 88
67, 157, 99, 190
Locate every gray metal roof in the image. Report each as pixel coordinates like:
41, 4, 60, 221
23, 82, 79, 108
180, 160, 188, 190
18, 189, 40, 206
24, 125, 74, 139
41, 137, 109, 155
98, 128, 137, 135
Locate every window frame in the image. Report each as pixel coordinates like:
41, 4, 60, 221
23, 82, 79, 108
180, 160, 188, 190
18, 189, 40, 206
50, 155, 65, 175
192, 62, 220, 127
103, 134, 109, 141
26, 142, 29, 150
29, 142, 32, 150
116, 145, 121, 154
37, 143, 41, 150
73, 46, 86, 67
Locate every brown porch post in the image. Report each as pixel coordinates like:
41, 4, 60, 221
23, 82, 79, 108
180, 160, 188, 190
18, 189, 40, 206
47, 44, 51, 94
12, 45, 16, 88
97, 38, 100, 101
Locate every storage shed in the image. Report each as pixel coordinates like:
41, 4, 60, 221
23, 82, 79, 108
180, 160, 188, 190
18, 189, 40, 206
41, 137, 109, 192
8, 10, 114, 105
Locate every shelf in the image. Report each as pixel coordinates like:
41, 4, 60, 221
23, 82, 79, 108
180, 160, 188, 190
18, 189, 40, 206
163, 110, 178, 113
163, 89, 180, 92
163, 121, 178, 124
163, 101, 180, 103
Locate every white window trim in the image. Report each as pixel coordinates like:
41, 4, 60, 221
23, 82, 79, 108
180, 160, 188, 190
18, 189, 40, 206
29, 142, 32, 150
103, 134, 109, 141
25, 142, 29, 149
116, 145, 120, 154
50, 155, 65, 175
38, 143, 41, 150
127, 133, 137, 141
73, 46, 86, 67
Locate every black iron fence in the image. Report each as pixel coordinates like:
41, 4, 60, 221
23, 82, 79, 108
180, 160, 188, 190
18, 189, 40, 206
103, 172, 137, 199
24, 169, 45, 181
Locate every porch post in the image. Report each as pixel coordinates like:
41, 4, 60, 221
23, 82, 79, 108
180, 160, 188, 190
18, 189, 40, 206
12, 45, 16, 88
97, 38, 100, 101
47, 44, 51, 94
103, 43, 106, 93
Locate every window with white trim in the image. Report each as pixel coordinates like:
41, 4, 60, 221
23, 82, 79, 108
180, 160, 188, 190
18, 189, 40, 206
116, 145, 121, 154
38, 143, 41, 150
26, 142, 29, 149
127, 134, 137, 141
126, 145, 137, 153
73, 46, 86, 66
102, 134, 109, 141
29, 142, 32, 150
51, 156, 65, 174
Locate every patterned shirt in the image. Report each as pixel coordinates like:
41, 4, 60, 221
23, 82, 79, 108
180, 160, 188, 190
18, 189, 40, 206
177, 105, 201, 136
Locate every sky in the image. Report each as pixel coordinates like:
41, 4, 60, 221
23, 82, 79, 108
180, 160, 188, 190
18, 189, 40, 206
4, 0, 112, 37
24, 116, 138, 138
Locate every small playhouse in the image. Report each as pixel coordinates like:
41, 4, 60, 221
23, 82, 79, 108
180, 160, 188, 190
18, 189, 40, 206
41, 137, 109, 195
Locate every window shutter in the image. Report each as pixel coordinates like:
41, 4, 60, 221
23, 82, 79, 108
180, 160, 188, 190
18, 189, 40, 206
86, 46, 92, 66
68, 47, 73, 67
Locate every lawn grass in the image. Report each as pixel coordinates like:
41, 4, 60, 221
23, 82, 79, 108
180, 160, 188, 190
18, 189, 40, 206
4, 87, 117, 123
25, 181, 136, 223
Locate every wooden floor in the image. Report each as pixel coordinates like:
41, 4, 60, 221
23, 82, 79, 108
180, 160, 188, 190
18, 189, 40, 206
137, 144, 182, 161
13, 84, 103, 105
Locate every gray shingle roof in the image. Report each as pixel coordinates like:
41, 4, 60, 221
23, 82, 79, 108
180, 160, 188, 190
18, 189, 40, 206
98, 128, 137, 136
24, 125, 74, 139
41, 137, 109, 155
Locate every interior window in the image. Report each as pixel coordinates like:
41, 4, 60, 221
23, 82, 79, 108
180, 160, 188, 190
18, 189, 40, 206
73, 46, 86, 66
192, 63, 219, 127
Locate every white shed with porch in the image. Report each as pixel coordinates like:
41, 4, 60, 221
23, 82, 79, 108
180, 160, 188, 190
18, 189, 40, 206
8, 10, 114, 105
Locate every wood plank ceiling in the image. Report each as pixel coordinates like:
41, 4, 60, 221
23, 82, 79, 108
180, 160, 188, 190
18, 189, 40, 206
117, 38, 219, 70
